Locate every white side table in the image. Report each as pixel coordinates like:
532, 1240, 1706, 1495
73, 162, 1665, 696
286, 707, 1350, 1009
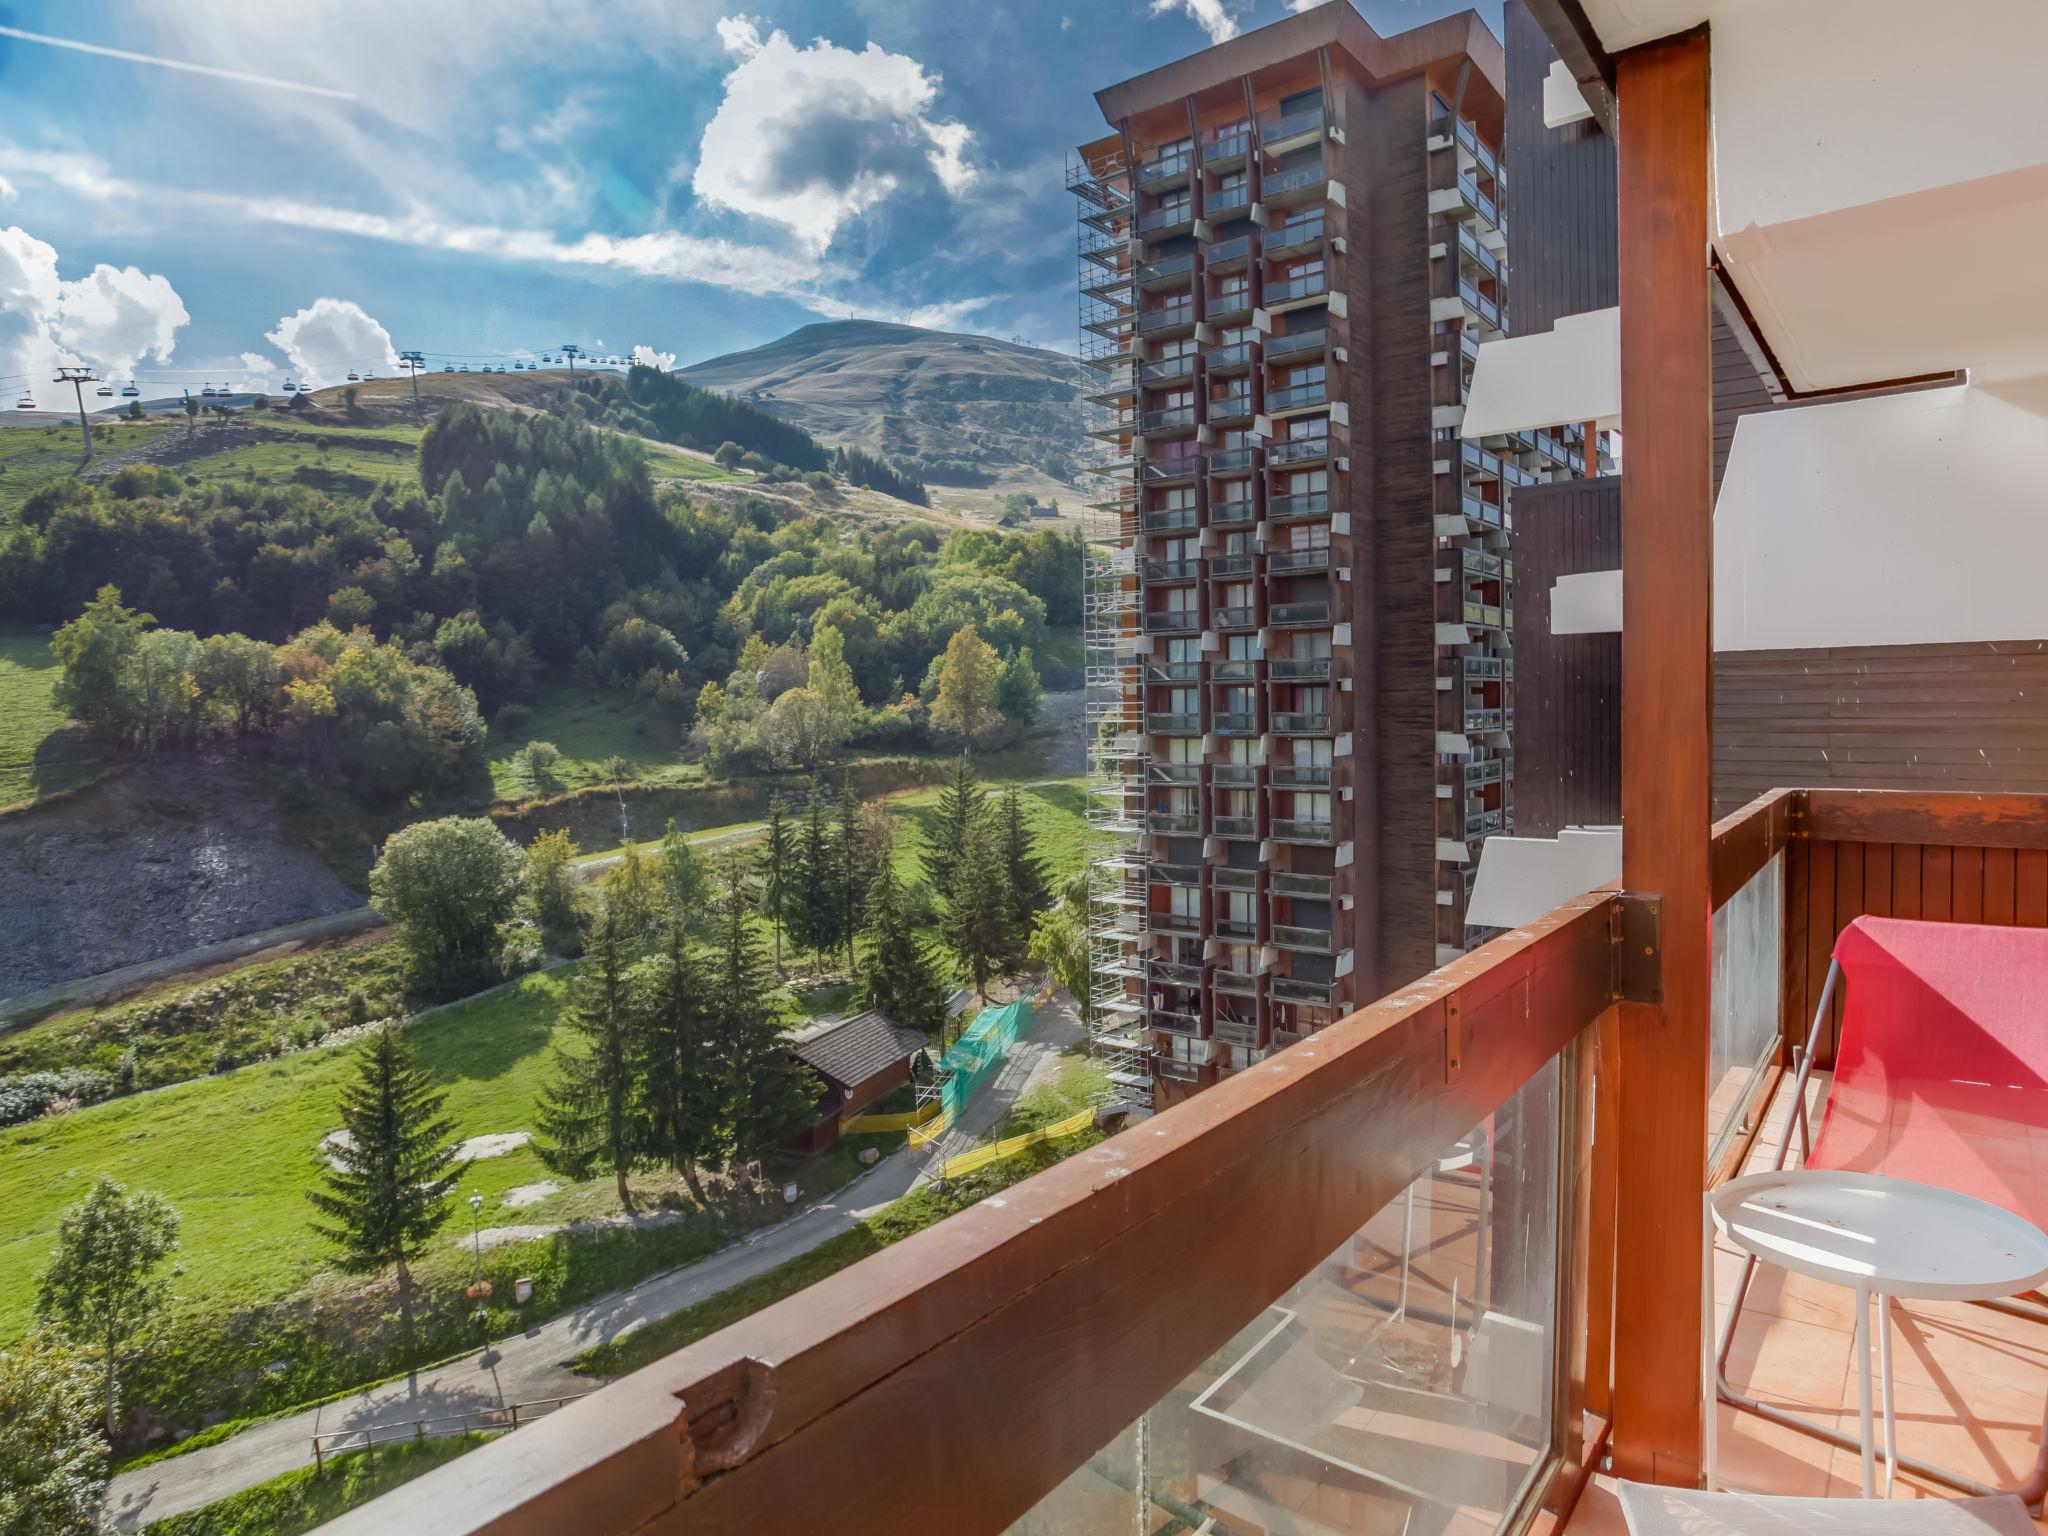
1706, 1170, 2048, 1498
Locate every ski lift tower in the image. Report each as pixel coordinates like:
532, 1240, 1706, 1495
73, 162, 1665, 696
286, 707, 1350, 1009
52, 366, 99, 462
1067, 143, 1150, 1111
559, 343, 583, 377
398, 350, 426, 420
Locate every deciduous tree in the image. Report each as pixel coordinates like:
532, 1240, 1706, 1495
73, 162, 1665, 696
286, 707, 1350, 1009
307, 1026, 463, 1340
369, 817, 525, 995
931, 623, 1002, 744
522, 828, 586, 955
35, 1176, 180, 1440
1029, 869, 1093, 1029
0, 1335, 105, 1535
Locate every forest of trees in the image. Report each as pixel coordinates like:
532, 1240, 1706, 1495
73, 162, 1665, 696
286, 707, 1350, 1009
548, 366, 829, 472
830, 444, 928, 506
6, 402, 1083, 791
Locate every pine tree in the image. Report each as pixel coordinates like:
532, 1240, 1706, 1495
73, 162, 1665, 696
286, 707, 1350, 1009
708, 861, 818, 1167
657, 816, 707, 925
535, 901, 645, 1210
307, 1025, 463, 1337
921, 755, 983, 896
833, 772, 868, 968
944, 807, 1012, 1002
604, 844, 657, 945
856, 854, 952, 1033
790, 784, 838, 962
996, 783, 1050, 950
637, 901, 723, 1203
757, 796, 793, 972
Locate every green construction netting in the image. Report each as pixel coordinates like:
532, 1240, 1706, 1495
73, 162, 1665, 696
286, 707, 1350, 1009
920, 998, 1032, 1138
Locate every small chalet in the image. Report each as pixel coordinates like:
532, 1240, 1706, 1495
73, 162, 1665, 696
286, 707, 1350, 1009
785, 1010, 929, 1154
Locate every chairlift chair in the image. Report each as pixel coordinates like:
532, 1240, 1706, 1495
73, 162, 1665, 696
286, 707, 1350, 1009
96, 384, 112, 397
346, 370, 360, 381
14, 393, 33, 410
121, 381, 139, 398
200, 383, 216, 397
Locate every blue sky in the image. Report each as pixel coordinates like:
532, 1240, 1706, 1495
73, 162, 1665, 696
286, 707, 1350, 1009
0, 0, 1500, 402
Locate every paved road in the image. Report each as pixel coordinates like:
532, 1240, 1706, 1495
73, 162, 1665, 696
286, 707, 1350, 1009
102, 989, 1089, 1532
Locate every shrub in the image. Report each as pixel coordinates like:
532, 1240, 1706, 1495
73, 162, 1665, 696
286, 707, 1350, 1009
493, 702, 532, 734
0, 1069, 115, 1127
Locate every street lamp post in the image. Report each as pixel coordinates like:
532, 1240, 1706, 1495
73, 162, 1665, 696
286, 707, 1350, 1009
467, 1189, 484, 1284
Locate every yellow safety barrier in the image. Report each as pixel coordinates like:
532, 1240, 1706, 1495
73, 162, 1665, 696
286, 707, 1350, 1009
938, 1107, 1096, 1181
907, 1107, 953, 1149
841, 1099, 942, 1135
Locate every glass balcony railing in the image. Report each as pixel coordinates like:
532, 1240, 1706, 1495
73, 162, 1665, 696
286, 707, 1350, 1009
1265, 219, 1325, 259
1270, 818, 1334, 843
1202, 233, 1252, 269
1208, 498, 1256, 527
1266, 271, 1328, 305
1139, 505, 1197, 532
1138, 457, 1198, 485
1266, 381, 1327, 412
1261, 162, 1328, 201
1148, 760, 1203, 783
1142, 558, 1199, 583
1203, 131, 1250, 167
1206, 184, 1251, 217
1148, 1005, 1202, 1033
1146, 811, 1202, 835
1267, 974, 1334, 1004
1271, 923, 1334, 953
1139, 406, 1195, 434
1269, 762, 1332, 787
1212, 605, 1257, 629
1267, 546, 1329, 574
1146, 710, 1203, 732
1268, 437, 1329, 468
1269, 600, 1331, 626
1137, 152, 1191, 186
1205, 341, 1255, 373
1208, 553, 1255, 580
1207, 445, 1260, 475
1149, 862, 1203, 886
1137, 252, 1195, 286
1271, 709, 1332, 736
1136, 304, 1194, 334
1270, 871, 1333, 899
1207, 394, 1254, 424
1212, 711, 1258, 734
1142, 611, 1199, 634
1265, 328, 1327, 362
1140, 354, 1195, 384
1269, 655, 1331, 681
1212, 814, 1259, 838
1211, 763, 1260, 787
1213, 915, 1258, 941
1259, 107, 1325, 147
1458, 280, 1501, 329
1137, 202, 1193, 235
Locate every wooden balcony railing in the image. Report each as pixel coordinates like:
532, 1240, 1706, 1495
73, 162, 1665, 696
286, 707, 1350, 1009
322, 787, 2048, 1536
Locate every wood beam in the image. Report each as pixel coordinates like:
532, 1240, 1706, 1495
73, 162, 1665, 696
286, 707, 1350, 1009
1611, 26, 1713, 1486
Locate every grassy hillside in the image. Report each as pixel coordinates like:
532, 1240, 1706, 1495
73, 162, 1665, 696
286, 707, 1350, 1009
0, 629, 100, 808
678, 320, 1090, 502
0, 777, 1088, 1339
0, 419, 172, 523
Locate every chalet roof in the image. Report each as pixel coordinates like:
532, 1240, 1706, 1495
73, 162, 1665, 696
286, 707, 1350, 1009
789, 1010, 927, 1089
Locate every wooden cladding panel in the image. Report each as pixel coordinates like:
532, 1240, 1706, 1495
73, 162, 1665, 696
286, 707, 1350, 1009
1513, 477, 1622, 836
1711, 307, 1777, 497
1502, 0, 1617, 337
1714, 641, 2048, 818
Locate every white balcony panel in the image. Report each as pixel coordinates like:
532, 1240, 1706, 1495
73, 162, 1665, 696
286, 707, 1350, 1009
1461, 308, 1620, 439
1466, 827, 1622, 932
1543, 61, 1593, 129
1551, 569, 1623, 636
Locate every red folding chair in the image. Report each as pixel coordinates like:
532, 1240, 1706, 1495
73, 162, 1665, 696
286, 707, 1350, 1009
1716, 916, 2048, 1507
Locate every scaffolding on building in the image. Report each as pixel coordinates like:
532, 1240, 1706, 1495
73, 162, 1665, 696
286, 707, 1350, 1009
1068, 145, 1151, 1110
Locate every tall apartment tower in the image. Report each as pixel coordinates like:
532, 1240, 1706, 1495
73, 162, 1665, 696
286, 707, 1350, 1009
1071, 6, 1595, 1108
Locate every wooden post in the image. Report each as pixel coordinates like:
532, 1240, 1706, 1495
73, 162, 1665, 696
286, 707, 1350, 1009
1612, 26, 1714, 1486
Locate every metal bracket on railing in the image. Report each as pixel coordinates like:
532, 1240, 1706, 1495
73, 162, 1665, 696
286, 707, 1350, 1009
1444, 991, 1462, 1082
1611, 892, 1664, 1005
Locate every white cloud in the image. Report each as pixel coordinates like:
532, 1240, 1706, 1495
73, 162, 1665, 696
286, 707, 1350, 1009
694, 17, 977, 250
1150, 0, 1241, 44
630, 344, 676, 371
0, 224, 189, 406
0, 176, 15, 201
1285, 0, 1329, 10
0, 145, 992, 332
232, 351, 284, 393
265, 298, 399, 389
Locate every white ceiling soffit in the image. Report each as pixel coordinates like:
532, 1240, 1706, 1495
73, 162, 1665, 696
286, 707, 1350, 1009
1714, 379, 2048, 652
1543, 60, 1594, 129
1461, 307, 1620, 439
1551, 569, 1623, 635
1580, 0, 2048, 391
